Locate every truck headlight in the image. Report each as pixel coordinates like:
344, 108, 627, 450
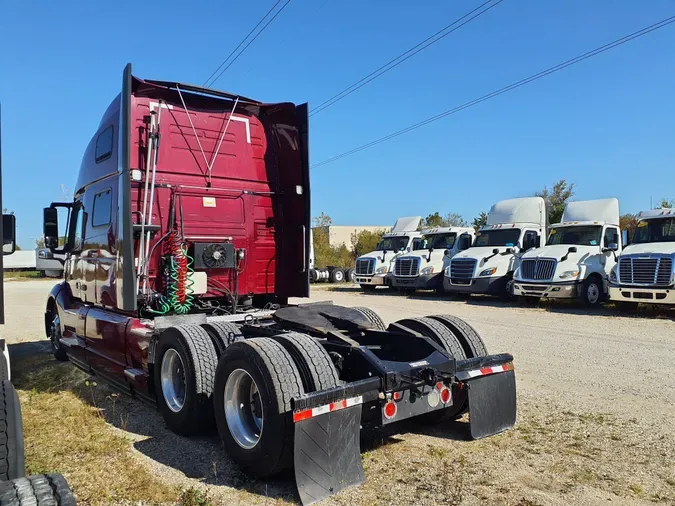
479, 267, 497, 277
421, 266, 434, 275
375, 266, 388, 274
559, 270, 579, 279
610, 267, 617, 283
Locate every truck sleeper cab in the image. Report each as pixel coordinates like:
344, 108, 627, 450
391, 227, 474, 292
514, 198, 621, 307
354, 216, 423, 291
445, 197, 546, 299
41, 65, 517, 505
608, 208, 675, 309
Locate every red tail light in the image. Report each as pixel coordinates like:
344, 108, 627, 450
383, 400, 397, 419
392, 391, 403, 401
440, 386, 451, 404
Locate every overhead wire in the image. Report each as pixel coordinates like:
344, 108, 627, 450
203, 0, 283, 87
311, 15, 675, 169
205, 0, 292, 88
309, 0, 505, 116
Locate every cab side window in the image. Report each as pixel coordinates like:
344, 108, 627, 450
92, 189, 112, 228
95, 126, 113, 163
71, 204, 86, 252
522, 230, 539, 250
604, 227, 619, 248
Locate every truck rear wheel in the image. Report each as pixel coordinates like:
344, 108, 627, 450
214, 338, 303, 477
0, 381, 24, 482
329, 269, 345, 283
345, 268, 356, 283
201, 322, 244, 357
0, 474, 75, 506
154, 325, 218, 435
352, 307, 386, 330
273, 332, 339, 392
394, 317, 466, 360
428, 315, 488, 358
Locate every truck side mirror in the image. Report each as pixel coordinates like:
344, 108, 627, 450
43, 207, 59, 249
444, 249, 450, 257
492, 248, 499, 254
458, 235, 471, 251
2, 214, 16, 255
604, 243, 618, 252
568, 246, 578, 253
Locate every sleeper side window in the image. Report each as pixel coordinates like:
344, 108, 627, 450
95, 126, 113, 163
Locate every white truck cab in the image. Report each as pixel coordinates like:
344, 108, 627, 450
391, 226, 474, 292
354, 216, 423, 291
608, 208, 675, 308
445, 197, 546, 299
514, 198, 621, 307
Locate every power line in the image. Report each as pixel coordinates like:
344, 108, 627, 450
312, 15, 675, 169
204, 0, 291, 88
309, 0, 505, 117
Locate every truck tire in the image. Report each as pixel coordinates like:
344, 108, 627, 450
351, 307, 386, 330
501, 274, 516, 301
395, 319, 468, 422
581, 275, 603, 307
428, 315, 488, 358
360, 284, 377, 292
329, 269, 344, 283
0, 381, 25, 481
201, 322, 244, 357
0, 474, 76, 506
154, 325, 218, 435
48, 310, 68, 362
214, 338, 303, 478
309, 269, 319, 283
394, 317, 466, 360
0, 356, 7, 382
345, 268, 356, 283
273, 332, 340, 392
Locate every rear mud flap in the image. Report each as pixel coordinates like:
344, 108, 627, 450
294, 405, 365, 505
468, 369, 517, 439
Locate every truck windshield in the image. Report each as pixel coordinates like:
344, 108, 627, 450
376, 236, 409, 251
472, 229, 521, 247
632, 218, 675, 244
421, 233, 457, 250
547, 226, 602, 246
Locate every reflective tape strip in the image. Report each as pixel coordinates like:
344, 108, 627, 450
293, 395, 363, 423
455, 362, 514, 381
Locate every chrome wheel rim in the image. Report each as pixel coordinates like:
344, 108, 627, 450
160, 349, 186, 413
224, 369, 263, 449
587, 283, 600, 304
505, 279, 514, 296
50, 314, 61, 351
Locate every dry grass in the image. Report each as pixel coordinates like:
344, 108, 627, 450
13, 354, 179, 505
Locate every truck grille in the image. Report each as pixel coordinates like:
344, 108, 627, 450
520, 258, 556, 281
355, 258, 375, 276
450, 258, 476, 285
619, 256, 673, 286
394, 257, 420, 277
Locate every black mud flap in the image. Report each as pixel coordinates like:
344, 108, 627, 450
467, 369, 517, 439
294, 405, 365, 505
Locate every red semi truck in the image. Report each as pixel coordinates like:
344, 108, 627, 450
42, 65, 517, 505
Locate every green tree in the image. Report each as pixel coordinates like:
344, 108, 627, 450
535, 179, 575, 224
35, 237, 67, 248
311, 213, 354, 268
619, 213, 639, 243
657, 198, 674, 209
472, 211, 488, 231
420, 212, 468, 229
351, 229, 385, 258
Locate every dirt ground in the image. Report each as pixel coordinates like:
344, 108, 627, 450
4, 280, 675, 505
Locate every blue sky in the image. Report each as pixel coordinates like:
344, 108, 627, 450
1, 0, 674, 248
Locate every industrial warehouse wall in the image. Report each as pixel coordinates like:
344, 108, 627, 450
312, 225, 391, 251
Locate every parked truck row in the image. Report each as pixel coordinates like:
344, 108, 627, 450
355, 198, 675, 309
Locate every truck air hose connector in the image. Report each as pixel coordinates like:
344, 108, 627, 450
164, 230, 195, 314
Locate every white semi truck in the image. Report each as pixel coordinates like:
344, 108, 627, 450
354, 216, 423, 291
445, 197, 546, 299
390, 226, 474, 292
608, 207, 675, 309
513, 198, 621, 307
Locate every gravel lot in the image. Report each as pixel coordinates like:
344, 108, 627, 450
4, 280, 675, 505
